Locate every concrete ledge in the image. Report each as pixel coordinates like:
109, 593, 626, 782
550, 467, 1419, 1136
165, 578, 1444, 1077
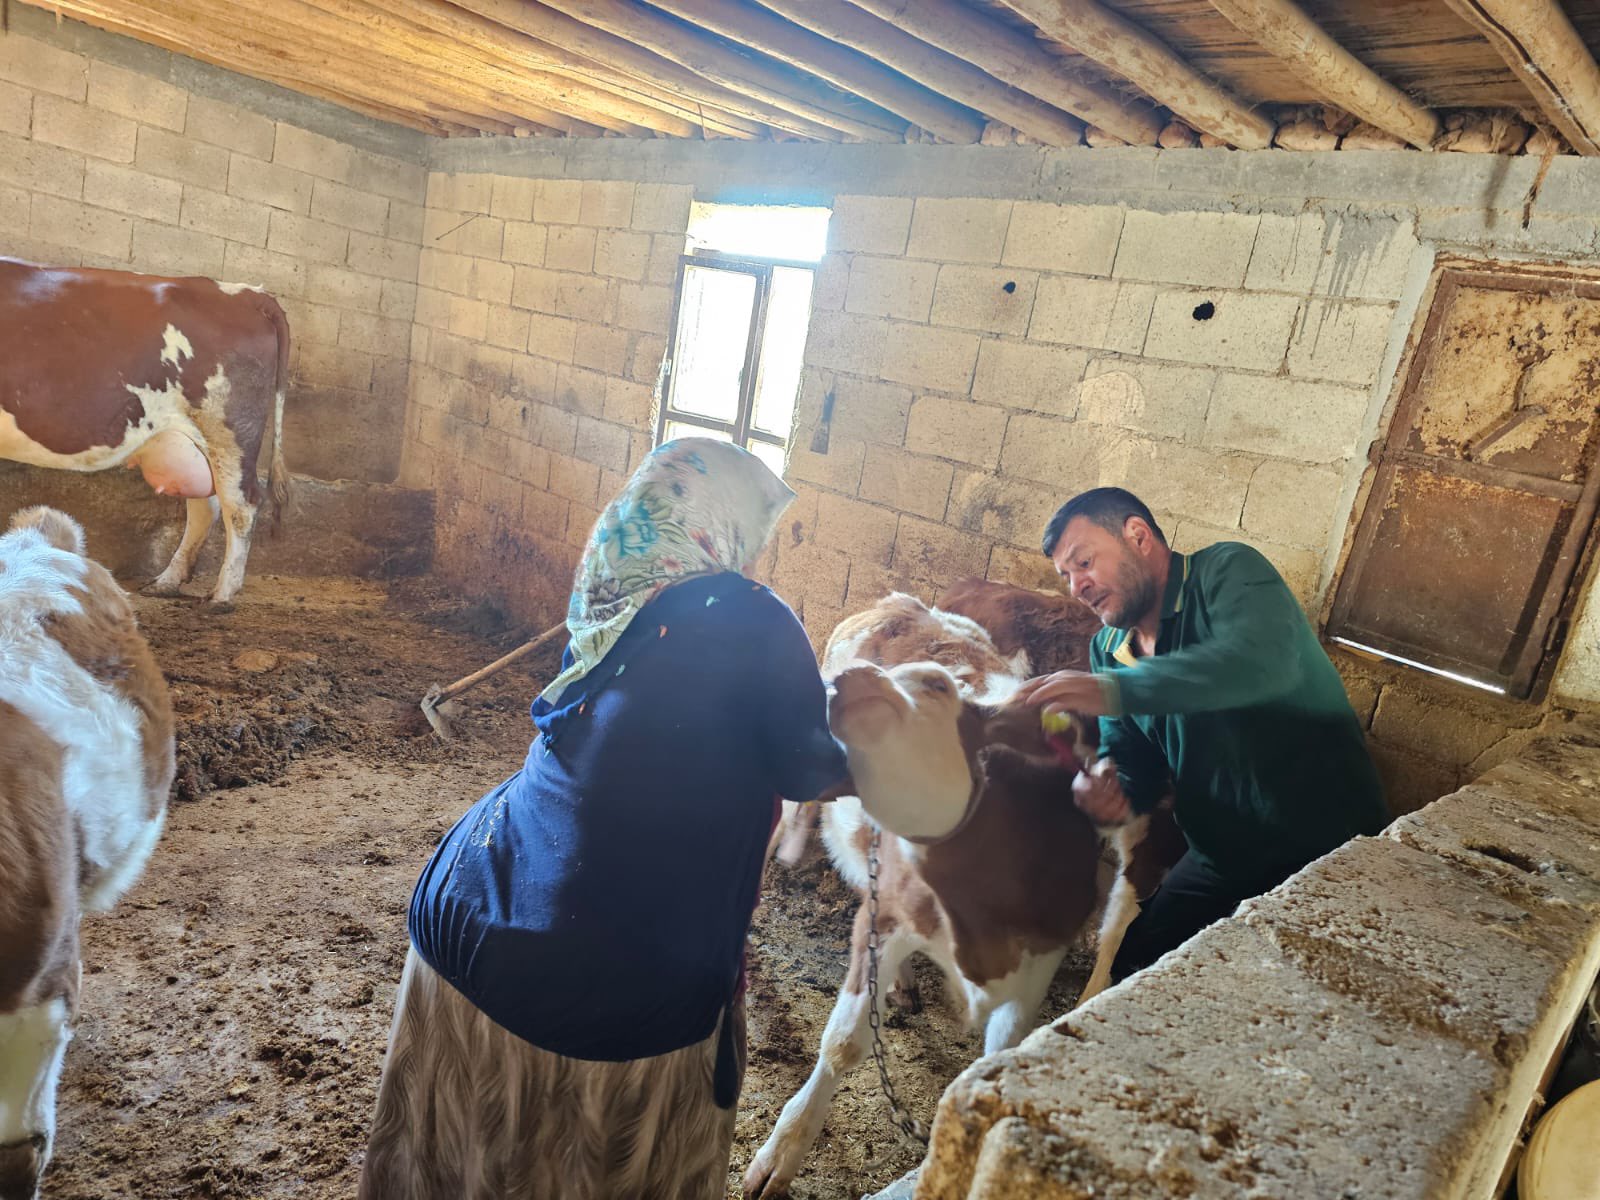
0, 465, 433, 582
915, 723, 1600, 1200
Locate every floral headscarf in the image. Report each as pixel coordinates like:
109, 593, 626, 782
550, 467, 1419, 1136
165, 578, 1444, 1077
538, 437, 796, 708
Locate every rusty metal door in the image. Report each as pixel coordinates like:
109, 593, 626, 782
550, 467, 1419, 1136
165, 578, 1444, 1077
1328, 264, 1600, 697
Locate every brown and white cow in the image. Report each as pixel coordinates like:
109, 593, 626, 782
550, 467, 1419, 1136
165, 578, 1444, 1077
0, 507, 175, 1200
746, 580, 1183, 1199
0, 257, 291, 605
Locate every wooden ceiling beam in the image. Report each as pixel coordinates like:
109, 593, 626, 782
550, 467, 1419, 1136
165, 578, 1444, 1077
762, 0, 1086, 146
997, 0, 1276, 149
1208, 0, 1437, 149
453, 0, 843, 140
28, 0, 512, 134
528, 0, 908, 141
843, 0, 1163, 146
646, 0, 983, 143
355, 0, 765, 139
1440, 0, 1600, 155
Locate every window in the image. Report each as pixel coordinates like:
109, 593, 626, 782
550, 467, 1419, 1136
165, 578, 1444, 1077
655, 203, 830, 476
1328, 261, 1600, 698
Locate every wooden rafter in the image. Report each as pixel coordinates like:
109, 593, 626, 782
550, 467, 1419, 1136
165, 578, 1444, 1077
646, 0, 983, 144
353, 0, 766, 139
754, 0, 1086, 146
842, 0, 1162, 146
452, 0, 845, 141
1441, 0, 1600, 156
1208, 0, 1437, 149
998, 0, 1276, 149
528, 0, 908, 141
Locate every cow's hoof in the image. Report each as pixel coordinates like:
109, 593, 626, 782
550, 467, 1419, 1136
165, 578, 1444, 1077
204, 599, 238, 615
743, 1144, 798, 1199
141, 578, 184, 597
887, 982, 923, 1014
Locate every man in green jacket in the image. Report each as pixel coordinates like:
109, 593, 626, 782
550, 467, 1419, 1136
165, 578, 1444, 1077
1015, 486, 1387, 983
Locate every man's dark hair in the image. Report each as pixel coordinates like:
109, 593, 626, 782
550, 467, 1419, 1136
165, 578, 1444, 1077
1041, 487, 1167, 557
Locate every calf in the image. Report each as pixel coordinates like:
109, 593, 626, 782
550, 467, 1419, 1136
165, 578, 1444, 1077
0, 257, 291, 605
746, 581, 1182, 1199
0, 507, 175, 1200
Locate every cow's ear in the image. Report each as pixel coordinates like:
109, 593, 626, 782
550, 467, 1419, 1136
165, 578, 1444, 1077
9, 506, 85, 555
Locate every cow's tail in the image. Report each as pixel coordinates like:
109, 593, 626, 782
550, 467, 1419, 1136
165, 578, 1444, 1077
264, 294, 292, 534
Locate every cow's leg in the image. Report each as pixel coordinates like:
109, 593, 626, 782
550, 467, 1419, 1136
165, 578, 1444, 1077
0, 995, 72, 1200
978, 948, 1066, 1055
1078, 816, 1154, 1006
145, 497, 218, 596
743, 907, 915, 1200
886, 954, 921, 1014
208, 475, 258, 607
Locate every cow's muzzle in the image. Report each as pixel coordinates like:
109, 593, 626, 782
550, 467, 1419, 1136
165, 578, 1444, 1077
0, 1134, 47, 1200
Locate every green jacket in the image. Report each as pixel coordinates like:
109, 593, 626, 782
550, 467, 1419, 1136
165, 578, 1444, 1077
1091, 542, 1387, 878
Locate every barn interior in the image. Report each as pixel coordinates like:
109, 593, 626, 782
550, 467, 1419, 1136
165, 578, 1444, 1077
4, 0, 1600, 1197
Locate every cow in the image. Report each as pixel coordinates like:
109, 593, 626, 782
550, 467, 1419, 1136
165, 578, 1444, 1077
0, 506, 176, 1200
0, 257, 291, 606
745, 580, 1184, 1200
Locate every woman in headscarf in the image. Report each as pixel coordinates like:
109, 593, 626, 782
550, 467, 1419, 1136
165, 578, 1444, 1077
358, 438, 848, 1200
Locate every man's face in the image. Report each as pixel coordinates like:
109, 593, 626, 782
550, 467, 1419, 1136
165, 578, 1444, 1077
1051, 515, 1158, 629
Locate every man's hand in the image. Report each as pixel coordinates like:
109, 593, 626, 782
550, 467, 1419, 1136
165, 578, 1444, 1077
1072, 757, 1133, 826
1011, 669, 1112, 717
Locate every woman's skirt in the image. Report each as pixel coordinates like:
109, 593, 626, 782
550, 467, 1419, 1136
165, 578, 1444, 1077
357, 949, 746, 1200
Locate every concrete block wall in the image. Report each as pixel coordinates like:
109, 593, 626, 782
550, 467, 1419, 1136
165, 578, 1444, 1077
397, 171, 690, 627
0, 12, 427, 483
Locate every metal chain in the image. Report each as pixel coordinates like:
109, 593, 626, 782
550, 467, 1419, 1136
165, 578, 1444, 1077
866, 828, 930, 1146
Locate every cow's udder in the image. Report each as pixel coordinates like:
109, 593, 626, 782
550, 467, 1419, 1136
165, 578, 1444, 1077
128, 430, 214, 498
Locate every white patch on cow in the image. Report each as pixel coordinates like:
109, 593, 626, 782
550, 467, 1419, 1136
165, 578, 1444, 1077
963, 948, 1068, 1054
0, 528, 159, 908
818, 797, 870, 892
0, 997, 71, 1152
159, 324, 193, 369
216, 281, 262, 295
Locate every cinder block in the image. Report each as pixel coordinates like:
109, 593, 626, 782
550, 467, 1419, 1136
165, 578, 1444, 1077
556, 364, 607, 418
1369, 688, 1513, 769
223, 242, 308, 297
906, 197, 1011, 264
83, 162, 181, 223
1112, 209, 1261, 288
428, 171, 491, 215
311, 178, 389, 235
986, 542, 1064, 591
826, 375, 914, 445
647, 233, 686, 285
527, 313, 578, 363
338, 310, 412, 359
296, 341, 374, 392
572, 322, 631, 375
1143, 289, 1302, 372
630, 182, 691, 234
0, 35, 85, 101
486, 304, 531, 352
278, 296, 340, 347
786, 435, 866, 495
419, 248, 471, 295
181, 186, 271, 247
512, 265, 560, 314
386, 200, 425, 245
811, 254, 849, 313
535, 178, 582, 224
228, 154, 313, 215
346, 148, 424, 204
998, 411, 1110, 489
858, 445, 954, 521
614, 282, 674, 334
87, 61, 186, 132
892, 514, 991, 582
490, 175, 537, 222
830, 194, 914, 256
1242, 458, 1346, 550
930, 265, 1037, 336
1078, 357, 1214, 442
503, 220, 547, 267
1002, 202, 1123, 275
0, 80, 30, 138
0, 132, 83, 200
1286, 300, 1396, 386
602, 376, 655, 428
972, 339, 1087, 415
1205, 373, 1371, 464
471, 257, 514, 305
575, 415, 631, 472
136, 126, 229, 190
547, 225, 597, 273
0, 184, 27, 230
579, 180, 635, 228
594, 228, 651, 281
29, 194, 131, 260
34, 94, 135, 163
1121, 439, 1255, 530
185, 95, 275, 160
1030, 276, 1155, 354
308, 262, 384, 314
535, 404, 580, 457
273, 123, 354, 185
268, 209, 347, 266
447, 294, 488, 341
129, 219, 224, 279
803, 310, 887, 376
813, 492, 898, 566
947, 469, 1063, 550
905, 394, 1007, 467
845, 255, 938, 321
347, 232, 421, 282
555, 273, 610, 323
455, 214, 504, 260
879, 323, 980, 393
510, 356, 556, 407
630, 335, 668, 385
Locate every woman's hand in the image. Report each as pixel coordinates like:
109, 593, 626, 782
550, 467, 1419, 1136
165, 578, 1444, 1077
1010, 669, 1112, 717
1072, 757, 1133, 826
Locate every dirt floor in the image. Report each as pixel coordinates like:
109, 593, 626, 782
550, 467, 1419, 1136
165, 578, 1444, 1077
45, 574, 1091, 1200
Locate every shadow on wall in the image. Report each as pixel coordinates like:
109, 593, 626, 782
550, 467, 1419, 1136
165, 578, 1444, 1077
0, 463, 435, 583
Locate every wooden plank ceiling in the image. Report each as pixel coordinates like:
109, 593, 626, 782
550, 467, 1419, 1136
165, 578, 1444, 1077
14, 0, 1600, 154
